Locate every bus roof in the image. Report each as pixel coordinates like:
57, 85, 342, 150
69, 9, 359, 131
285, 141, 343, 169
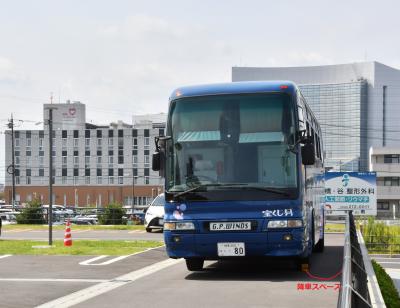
170, 81, 297, 101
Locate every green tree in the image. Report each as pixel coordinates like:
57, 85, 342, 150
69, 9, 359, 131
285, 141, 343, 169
98, 202, 126, 225
16, 198, 46, 224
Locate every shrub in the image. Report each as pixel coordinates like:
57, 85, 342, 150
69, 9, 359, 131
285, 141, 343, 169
98, 203, 126, 225
372, 260, 400, 308
16, 199, 46, 224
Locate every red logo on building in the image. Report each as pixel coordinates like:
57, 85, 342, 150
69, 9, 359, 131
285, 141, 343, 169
68, 107, 76, 116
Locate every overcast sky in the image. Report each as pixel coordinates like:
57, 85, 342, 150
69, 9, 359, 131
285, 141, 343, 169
1, 0, 400, 182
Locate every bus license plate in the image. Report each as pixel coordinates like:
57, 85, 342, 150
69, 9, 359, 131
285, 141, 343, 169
217, 243, 245, 256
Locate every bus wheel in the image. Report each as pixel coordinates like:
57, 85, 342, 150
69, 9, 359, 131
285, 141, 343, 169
313, 238, 325, 253
185, 258, 204, 271
146, 227, 152, 233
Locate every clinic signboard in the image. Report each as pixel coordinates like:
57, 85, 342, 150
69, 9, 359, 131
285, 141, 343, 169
325, 172, 377, 216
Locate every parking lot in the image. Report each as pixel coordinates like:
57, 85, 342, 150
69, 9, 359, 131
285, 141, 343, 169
0, 234, 343, 308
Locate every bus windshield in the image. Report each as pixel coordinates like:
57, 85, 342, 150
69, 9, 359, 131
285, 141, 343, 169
166, 93, 298, 195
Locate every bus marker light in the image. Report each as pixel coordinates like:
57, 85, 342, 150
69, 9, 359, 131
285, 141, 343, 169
283, 234, 292, 241
280, 85, 289, 89
173, 236, 181, 243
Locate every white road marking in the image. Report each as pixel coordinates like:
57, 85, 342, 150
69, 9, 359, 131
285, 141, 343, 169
79, 255, 108, 265
4, 228, 33, 233
0, 255, 12, 259
36, 258, 183, 308
373, 257, 400, 261
79, 245, 165, 266
0, 278, 106, 283
374, 261, 400, 265
386, 268, 400, 279
128, 230, 145, 233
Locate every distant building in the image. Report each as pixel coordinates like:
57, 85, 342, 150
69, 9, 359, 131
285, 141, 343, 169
370, 147, 400, 218
233, 62, 400, 171
4, 101, 166, 207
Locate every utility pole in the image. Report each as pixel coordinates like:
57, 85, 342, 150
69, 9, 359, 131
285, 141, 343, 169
46, 107, 57, 246
7, 115, 16, 210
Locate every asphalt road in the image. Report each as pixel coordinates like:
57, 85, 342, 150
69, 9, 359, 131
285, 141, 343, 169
0, 234, 344, 308
1, 229, 164, 241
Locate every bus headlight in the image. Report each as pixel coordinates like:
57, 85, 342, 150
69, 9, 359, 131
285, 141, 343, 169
164, 221, 196, 231
268, 219, 303, 229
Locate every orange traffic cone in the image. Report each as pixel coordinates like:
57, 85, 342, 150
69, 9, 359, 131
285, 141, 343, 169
64, 219, 72, 247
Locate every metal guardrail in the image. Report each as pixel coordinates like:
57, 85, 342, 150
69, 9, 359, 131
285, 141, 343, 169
338, 211, 372, 308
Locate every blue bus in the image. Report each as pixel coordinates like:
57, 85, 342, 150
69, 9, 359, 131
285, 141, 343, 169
153, 81, 325, 271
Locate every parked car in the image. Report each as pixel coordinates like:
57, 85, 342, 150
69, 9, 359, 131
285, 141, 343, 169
144, 193, 165, 232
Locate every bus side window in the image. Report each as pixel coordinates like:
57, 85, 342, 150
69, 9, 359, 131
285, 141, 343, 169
298, 106, 306, 131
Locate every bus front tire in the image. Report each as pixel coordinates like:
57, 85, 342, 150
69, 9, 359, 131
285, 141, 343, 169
185, 258, 204, 271
313, 238, 325, 253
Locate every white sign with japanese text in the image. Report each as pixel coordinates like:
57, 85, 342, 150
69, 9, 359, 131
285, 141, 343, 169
325, 172, 377, 216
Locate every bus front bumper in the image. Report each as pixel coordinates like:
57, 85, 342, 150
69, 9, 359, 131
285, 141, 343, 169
164, 230, 308, 259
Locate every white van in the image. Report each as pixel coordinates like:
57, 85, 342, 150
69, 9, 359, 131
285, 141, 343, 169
144, 193, 165, 232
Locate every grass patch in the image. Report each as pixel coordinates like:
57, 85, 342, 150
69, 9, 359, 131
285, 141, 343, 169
325, 223, 345, 233
372, 260, 400, 308
362, 218, 400, 254
0, 240, 163, 255
3, 224, 145, 231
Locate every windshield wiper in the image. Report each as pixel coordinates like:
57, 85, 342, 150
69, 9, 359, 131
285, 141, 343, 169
233, 185, 290, 197
172, 184, 223, 198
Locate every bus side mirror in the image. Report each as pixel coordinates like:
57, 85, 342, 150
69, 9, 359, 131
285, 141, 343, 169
301, 143, 315, 165
152, 152, 161, 171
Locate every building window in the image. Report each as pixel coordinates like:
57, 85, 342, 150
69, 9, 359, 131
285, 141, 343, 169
73, 138, 79, 148
39, 168, 44, 177
15, 176, 20, 184
97, 138, 102, 147
133, 138, 138, 149
85, 176, 90, 184
85, 138, 90, 148
145, 176, 149, 184
108, 176, 114, 184
26, 156, 31, 166
62, 130, 67, 138
118, 176, 123, 184
118, 137, 123, 149
62, 138, 67, 148
15, 150, 20, 157
97, 156, 102, 164
85, 130, 90, 138
377, 202, 390, 210
85, 156, 90, 166
74, 176, 78, 185
159, 128, 164, 136
384, 177, 400, 186
118, 156, 124, 164
26, 150, 31, 156
144, 155, 149, 167
26, 138, 31, 147
15, 156, 20, 166
62, 156, 67, 166
62, 150, 67, 157
133, 155, 138, 166
97, 130, 102, 138
109, 156, 114, 164
108, 138, 114, 147
384, 154, 400, 164
52, 138, 56, 148
39, 156, 44, 166
97, 177, 102, 184
74, 156, 79, 166
62, 177, 67, 184
39, 138, 44, 150
15, 138, 20, 147
144, 137, 150, 149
